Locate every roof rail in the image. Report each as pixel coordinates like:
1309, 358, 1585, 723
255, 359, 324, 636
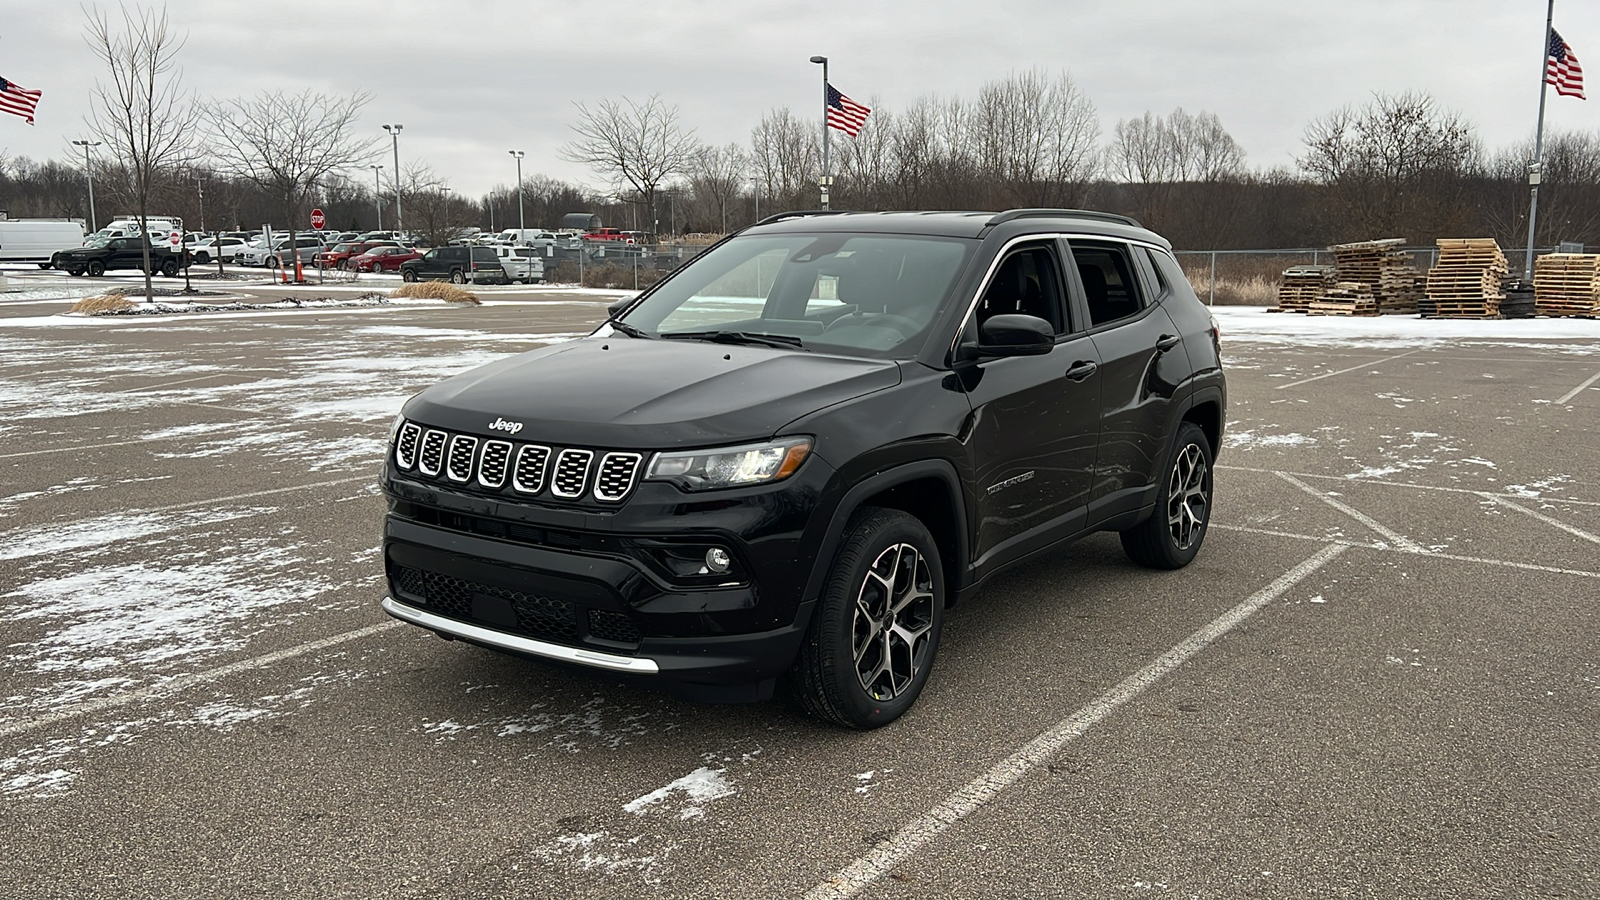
753, 209, 856, 226
983, 208, 1144, 230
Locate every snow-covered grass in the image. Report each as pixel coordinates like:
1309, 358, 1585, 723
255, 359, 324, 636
1213, 305, 1600, 349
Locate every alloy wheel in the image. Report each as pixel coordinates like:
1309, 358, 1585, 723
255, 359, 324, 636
851, 543, 935, 701
1167, 443, 1210, 550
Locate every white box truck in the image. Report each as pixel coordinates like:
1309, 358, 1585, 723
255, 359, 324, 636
0, 220, 87, 267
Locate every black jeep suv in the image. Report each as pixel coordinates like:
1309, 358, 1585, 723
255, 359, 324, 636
381, 209, 1225, 728
400, 245, 506, 284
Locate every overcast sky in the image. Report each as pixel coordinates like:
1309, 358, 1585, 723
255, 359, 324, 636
3, 0, 1598, 205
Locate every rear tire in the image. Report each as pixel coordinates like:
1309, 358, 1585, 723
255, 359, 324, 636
787, 508, 944, 729
86, 261, 105, 277
449, 269, 466, 284
1120, 421, 1213, 569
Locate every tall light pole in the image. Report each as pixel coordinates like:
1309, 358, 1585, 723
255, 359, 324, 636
382, 123, 404, 236
370, 164, 384, 230
809, 55, 830, 210
508, 149, 525, 234
71, 140, 102, 232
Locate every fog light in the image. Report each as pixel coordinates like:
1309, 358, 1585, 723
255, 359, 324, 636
705, 547, 732, 574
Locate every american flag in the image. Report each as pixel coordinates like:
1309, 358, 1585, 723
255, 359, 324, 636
1547, 29, 1585, 100
826, 84, 871, 136
0, 76, 41, 124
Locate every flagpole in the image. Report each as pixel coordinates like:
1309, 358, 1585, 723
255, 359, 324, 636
1524, 0, 1556, 281
811, 55, 831, 210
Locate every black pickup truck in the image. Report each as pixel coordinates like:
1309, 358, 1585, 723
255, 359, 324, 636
51, 235, 185, 277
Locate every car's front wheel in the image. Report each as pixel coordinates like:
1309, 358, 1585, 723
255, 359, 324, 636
160, 259, 179, 277
193, 251, 210, 264
1121, 421, 1213, 569
86, 261, 105, 277
401, 268, 418, 282
789, 508, 944, 729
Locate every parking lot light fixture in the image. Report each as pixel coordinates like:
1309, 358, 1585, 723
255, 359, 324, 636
71, 139, 103, 232
371, 164, 384, 230
809, 56, 829, 210
509, 150, 525, 234
382, 124, 404, 236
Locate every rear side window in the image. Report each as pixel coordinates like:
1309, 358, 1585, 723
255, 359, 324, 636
1069, 240, 1146, 328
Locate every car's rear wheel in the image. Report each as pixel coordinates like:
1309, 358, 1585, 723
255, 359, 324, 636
449, 269, 466, 284
1121, 421, 1213, 569
401, 268, 418, 283
788, 507, 944, 729
86, 261, 105, 277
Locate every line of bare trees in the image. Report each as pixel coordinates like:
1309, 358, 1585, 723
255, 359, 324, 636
7, 11, 1600, 264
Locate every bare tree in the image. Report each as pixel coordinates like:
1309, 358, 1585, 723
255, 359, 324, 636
749, 107, 819, 210
206, 89, 378, 278
971, 70, 1100, 208
84, 4, 199, 300
1108, 108, 1245, 232
684, 143, 746, 233
396, 163, 472, 248
561, 94, 697, 237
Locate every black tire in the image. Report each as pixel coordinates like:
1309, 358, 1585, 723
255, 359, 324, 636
161, 259, 179, 277
86, 260, 105, 277
1121, 421, 1213, 569
788, 507, 945, 729
449, 269, 466, 284
401, 268, 418, 283
193, 251, 210, 264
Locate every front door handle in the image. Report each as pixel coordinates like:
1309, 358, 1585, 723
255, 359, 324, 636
1156, 333, 1181, 352
1065, 360, 1098, 382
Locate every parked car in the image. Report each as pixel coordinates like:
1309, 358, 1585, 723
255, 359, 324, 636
241, 236, 324, 267
379, 207, 1226, 727
495, 245, 546, 283
356, 231, 404, 243
52, 235, 185, 277
317, 240, 400, 269
496, 229, 558, 254
351, 245, 423, 273
399, 245, 505, 284
187, 236, 248, 264
0, 220, 86, 267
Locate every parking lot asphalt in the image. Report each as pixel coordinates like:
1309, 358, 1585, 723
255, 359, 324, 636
1, 268, 1598, 899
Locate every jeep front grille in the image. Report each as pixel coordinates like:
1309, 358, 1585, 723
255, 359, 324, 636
446, 434, 478, 482
478, 440, 512, 489
594, 452, 643, 502
551, 449, 593, 499
396, 423, 421, 469
513, 445, 552, 494
418, 429, 447, 476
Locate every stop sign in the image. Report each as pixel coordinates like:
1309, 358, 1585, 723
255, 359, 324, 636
310, 208, 326, 230
170, 231, 181, 246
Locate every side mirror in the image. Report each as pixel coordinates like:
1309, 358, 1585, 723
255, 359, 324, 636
606, 297, 633, 319
974, 314, 1054, 357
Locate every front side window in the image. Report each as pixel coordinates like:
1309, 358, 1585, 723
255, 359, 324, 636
1069, 240, 1146, 328
974, 243, 1069, 335
618, 232, 975, 358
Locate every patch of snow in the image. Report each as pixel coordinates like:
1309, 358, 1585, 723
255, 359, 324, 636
623, 766, 735, 820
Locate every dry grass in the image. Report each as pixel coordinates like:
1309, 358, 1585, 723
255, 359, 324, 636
389, 282, 480, 305
545, 260, 670, 290
1183, 269, 1281, 306
70, 291, 136, 314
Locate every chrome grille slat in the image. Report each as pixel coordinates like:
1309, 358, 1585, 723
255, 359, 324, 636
512, 445, 552, 494
478, 440, 512, 488
446, 435, 478, 483
418, 429, 448, 476
551, 449, 594, 499
593, 452, 643, 502
395, 422, 421, 469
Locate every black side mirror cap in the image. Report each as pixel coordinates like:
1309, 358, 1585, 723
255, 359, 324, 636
607, 298, 633, 319
975, 314, 1054, 357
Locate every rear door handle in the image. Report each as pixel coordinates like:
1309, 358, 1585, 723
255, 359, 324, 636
1156, 333, 1181, 352
1065, 361, 1098, 382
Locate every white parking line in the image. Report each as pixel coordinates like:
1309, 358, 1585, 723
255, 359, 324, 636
1216, 464, 1600, 508
1483, 495, 1600, 546
805, 543, 1348, 900
1273, 349, 1422, 390
1212, 523, 1600, 580
1555, 370, 1600, 405
1276, 472, 1427, 552
0, 621, 401, 741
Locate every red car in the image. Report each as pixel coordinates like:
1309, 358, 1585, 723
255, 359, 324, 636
352, 245, 423, 272
318, 240, 399, 269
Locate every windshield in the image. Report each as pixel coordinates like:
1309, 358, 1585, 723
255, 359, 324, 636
84, 237, 113, 249
618, 232, 973, 358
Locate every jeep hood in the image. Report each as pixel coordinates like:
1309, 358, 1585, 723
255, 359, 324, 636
402, 335, 902, 448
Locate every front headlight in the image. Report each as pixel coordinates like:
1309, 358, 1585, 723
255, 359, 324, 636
645, 437, 812, 491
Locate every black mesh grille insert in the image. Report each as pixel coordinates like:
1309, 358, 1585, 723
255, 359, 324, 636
513, 445, 551, 494
479, 440, 512, 488
392, 565, 578, 643
396, 423, 421, 469
588, 609, 642, 645
552, 449, 593, 498
446, 435, 478, 482
418, 430, 447, 476
594, 452, 643, 502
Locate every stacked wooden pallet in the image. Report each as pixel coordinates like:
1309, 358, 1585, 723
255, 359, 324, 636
1424, 238, 1507, 318
1308, 281, 1380, 316
1532, 253, 1600, 317
1271, 265, 1335, 312
1331, 238, 1423, 314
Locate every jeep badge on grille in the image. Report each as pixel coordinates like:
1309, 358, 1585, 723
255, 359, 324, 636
488, 417, 524, 435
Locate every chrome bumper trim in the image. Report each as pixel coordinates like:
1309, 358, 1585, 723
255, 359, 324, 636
380, 596, 660, 674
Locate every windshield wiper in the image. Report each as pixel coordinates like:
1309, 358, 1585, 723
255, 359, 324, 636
659, 330, 807, 350
607, 320, 652, 339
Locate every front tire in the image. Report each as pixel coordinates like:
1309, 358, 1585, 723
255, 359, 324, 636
86, 261, 105, 277
401, 268, 418, 283
1121, 421, 1213, 569
161, 259, 179, 277
193, 251, 210, 264
788, 508, 944, 729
